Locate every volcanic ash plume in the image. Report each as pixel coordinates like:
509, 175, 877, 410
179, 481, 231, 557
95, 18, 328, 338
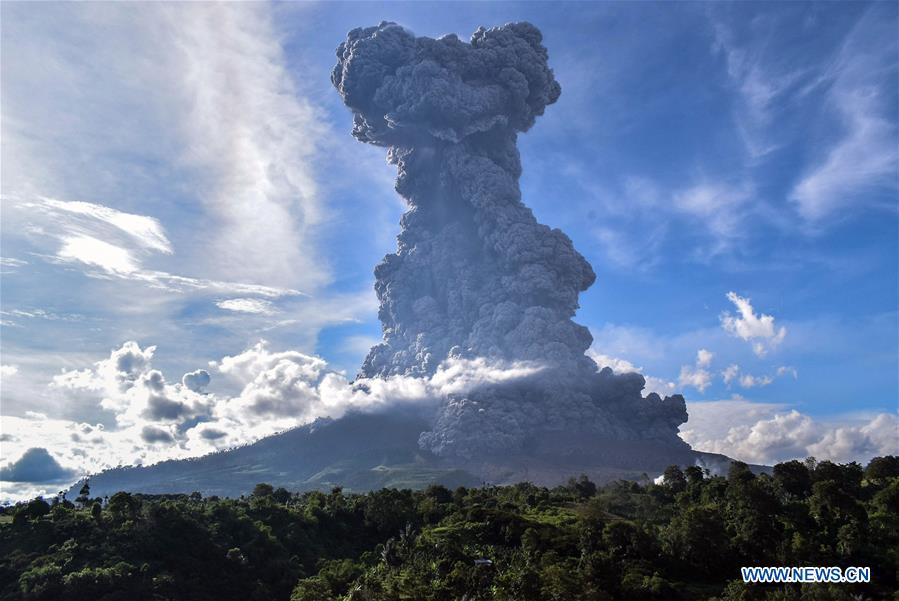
333, 22, 688, 457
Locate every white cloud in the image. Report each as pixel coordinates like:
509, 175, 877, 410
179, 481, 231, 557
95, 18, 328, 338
806, 413, 899, 464
0, 257, 28, 273
790, 6, 897, 221
679, 364, 713, 393
711, 19, 805, 159
158, 3, 329, 292
2, 3, 331, 294
672, 181, 752, 247
720, 291, 786, 356
1, 365, 19, 377
684, 399, 899, 465
39, 197, 172, 254
721, 363, 790, 389
1, 3, 353, 382
181, 369, 210, 393
57, 235, 140, 275
722, 364, 740, 385
696, 348, 714, 368
738, 373, 773, 388
678, 349, 715, 393
3, 337, 894, 501
776, 365, 798, 379
0, 339, 544, 501
216, 298, 276, 315
8, 191, 306, 301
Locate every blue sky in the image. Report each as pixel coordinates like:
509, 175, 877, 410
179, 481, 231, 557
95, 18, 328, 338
1, 2, 896, 500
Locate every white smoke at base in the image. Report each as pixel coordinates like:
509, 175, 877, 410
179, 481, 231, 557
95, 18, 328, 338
5, 340, 544, 494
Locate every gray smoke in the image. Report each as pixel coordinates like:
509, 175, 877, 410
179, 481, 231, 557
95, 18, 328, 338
333, 21, 688, 458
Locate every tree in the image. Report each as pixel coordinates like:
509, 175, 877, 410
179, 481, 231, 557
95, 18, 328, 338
91, 501, 102, 520
662, 465, 687, 493
568, 474, 597, 499
14, 497, 50, 524
812, 460, 842, 484
773, 460, 812, 498
107, 491, 139, 521
76, 480, 91, 507
424, 484, 452, 504
727, 461, 755, 485
663, 504, 730, 574
724, 473, 783, 562
273, 487, 292, 504
864, 455, 899, 483
684, 465, 704, 486
252, 483, 274, 498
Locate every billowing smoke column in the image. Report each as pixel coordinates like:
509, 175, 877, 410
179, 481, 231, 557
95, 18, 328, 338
333, 22, 688, 457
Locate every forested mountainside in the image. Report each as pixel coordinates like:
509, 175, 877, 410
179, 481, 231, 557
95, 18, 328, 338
3, 456, 897, 601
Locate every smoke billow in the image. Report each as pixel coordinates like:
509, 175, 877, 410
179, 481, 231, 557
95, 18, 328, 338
333, 22, 688, 458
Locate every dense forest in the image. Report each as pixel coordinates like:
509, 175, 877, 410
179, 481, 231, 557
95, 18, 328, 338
1, 456, 897, 601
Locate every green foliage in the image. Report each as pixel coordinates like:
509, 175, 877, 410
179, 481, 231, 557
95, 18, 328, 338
253, 483, 275, 498
1, 457, 896, 600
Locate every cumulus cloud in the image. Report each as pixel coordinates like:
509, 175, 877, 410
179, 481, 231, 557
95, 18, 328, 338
11, 339, 548, 496
722, 364, 740, 385
51, 342, 214, 431
696, 348, 714, 368
684, 400, 899, 465
678, 349, 714, 393
738, 373, 773, 388
1, 365, 19, 377
181, 369, 210, 393
806, 414, 899, 464
721, 364, 776, 388
0, 448, 77, 482
776, 365, 798, 379
140, 425, 174, 444
720, 291, 786, 356
5, 336, 892, 500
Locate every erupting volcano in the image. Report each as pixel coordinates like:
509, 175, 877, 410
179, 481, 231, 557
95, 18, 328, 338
332, 21, 688, 459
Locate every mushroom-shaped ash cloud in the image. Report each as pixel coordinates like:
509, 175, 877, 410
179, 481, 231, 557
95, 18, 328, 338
333, 22, 688, 458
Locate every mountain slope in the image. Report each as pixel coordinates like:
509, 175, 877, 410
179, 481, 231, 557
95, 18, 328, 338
73, 410, 763, 498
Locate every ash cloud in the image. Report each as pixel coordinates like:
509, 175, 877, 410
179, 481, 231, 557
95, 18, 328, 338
333, 22, 688, 457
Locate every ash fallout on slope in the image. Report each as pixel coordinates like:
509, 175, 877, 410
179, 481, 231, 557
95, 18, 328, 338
332, 21, 688, 458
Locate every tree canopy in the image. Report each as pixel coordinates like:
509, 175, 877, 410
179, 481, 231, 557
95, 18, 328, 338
1, 456, 896, 600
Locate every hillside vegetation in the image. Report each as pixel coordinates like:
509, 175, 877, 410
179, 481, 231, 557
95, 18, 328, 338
1, 457, 897, 600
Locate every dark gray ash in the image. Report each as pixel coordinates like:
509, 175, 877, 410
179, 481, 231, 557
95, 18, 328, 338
332, 21, 688, 458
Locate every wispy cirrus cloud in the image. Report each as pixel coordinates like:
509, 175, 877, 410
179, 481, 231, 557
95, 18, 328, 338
710, 4, 897, 225
790, 6, 898, 222
2, 3, 331, 294
216, 298, 277, 315
37, 197, 173, 254
6, 194, 304, 299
